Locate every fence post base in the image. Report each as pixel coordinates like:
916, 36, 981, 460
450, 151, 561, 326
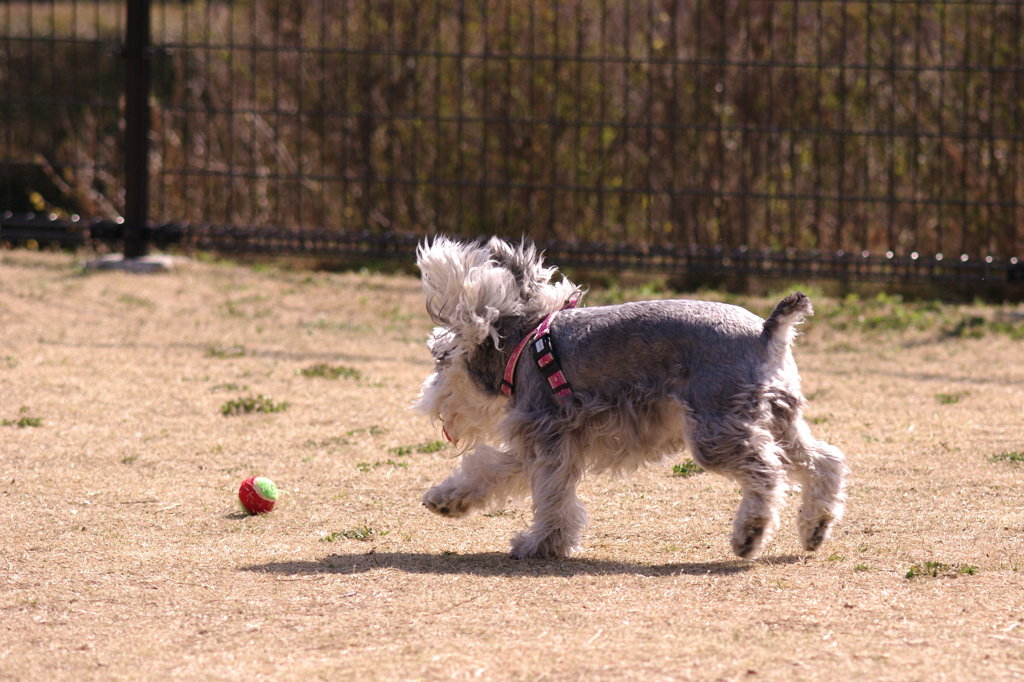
84, 253, 176, 274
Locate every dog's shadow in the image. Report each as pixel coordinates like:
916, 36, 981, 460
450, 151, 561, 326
243, 551, 804, 578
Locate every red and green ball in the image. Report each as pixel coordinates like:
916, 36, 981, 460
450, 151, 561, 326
238, 476, 279, 514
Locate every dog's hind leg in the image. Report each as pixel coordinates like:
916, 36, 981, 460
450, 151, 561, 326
730, 465, 787, 559
423, 445, 529, 518
509, 446, 587, 560
781, 418, 848, 551
692, 424, 787, 559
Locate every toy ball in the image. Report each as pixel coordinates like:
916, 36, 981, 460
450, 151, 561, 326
238, 476, 279, 514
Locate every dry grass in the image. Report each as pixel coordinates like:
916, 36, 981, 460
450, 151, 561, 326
2, 249, 1023, 680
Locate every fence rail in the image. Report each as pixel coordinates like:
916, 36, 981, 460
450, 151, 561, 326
2, 0, 1023, 291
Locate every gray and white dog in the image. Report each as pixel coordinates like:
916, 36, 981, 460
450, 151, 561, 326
416, 236, 848, 560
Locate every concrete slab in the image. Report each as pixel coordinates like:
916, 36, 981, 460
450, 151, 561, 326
83, 253, 178, 274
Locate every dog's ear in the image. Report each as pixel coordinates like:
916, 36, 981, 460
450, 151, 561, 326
485, 236, 518, 270
486, 236, 548, 300
416, 238, 451, 324
418, 235, 581, 350
487, 237, 583, 314
417, 236, 485, 325
417, 236, 514, 348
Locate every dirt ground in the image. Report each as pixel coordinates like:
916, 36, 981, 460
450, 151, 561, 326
2, 248, 1023, 681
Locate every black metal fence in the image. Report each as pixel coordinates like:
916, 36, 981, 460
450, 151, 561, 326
2, 1, 1023, 289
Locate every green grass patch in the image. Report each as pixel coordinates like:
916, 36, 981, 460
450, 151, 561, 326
205, 344, 246, 359
905, 561, 979, 579
671, 459, 704, 478
943, 314, 1024, 340
305, 435, 351, 449
587, 281, 670, 307
820, 292, 942, 333
346, 425, 388, 437
356, 459, 408, 472
222, 296, 271, 319
814, 292, 1024, 339
117, 294, 155, 308
321, 525, 389, 542
298, 363, 362, 380
2, 415, 43, 428
989, 451, 1024, 464
210, 382, 248, 393
220, 394, 289, 416
943, 315, 987, 338
935, 391, 969, 405
388, 440, 447, 456
2, 406, 42, 428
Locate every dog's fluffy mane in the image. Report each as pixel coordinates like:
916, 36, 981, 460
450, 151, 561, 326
415, 236, 581, 450
417, 235, 579, 349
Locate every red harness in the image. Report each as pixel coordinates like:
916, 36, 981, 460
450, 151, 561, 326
500, 293, 580, 405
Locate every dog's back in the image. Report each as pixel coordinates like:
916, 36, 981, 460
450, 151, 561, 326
548, 296, 805, 402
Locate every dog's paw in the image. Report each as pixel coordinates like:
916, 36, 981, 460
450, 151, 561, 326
799, 513, 836, 552
422, 485, 473, 518
509, 531, 575, 560
731, 518, 769, 559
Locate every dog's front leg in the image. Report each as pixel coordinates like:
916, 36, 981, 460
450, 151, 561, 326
510, 454, 587, 560
423, 445, 528, 518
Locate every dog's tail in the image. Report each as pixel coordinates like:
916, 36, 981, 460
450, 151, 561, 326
762, 291, 813, 358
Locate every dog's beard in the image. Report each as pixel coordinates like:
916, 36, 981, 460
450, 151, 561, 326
416, 358, 507, 450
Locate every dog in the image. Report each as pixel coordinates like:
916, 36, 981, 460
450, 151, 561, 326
415, 236, 848, 560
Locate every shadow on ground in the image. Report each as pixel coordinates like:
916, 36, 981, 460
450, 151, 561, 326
242, 551, 805, 578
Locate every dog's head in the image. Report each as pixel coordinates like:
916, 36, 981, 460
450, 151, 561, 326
414, 236, 580, 446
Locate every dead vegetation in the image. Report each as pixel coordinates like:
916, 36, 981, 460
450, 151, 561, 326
2, 248, 1023, 680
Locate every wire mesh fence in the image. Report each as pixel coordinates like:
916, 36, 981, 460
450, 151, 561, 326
2, 1, 1023, 288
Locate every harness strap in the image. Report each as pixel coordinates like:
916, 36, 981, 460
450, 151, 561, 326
500, 292, 580, 403
499, 324, 539, 397
531, 321, 573, 405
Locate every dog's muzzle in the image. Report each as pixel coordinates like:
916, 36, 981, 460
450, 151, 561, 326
441, 423, 456, 444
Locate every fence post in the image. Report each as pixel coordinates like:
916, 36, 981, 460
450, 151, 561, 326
122, 0, 152, 259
